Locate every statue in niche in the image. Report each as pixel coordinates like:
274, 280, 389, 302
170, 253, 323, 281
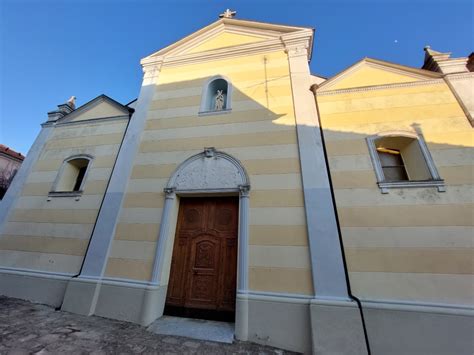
214, 90, 225, 111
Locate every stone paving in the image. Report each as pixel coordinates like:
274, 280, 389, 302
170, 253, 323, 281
0, 296, 298, 354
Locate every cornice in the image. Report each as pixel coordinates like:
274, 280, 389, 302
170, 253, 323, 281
318, 58, 442, 92
41, 114, 129, 128
445, 72, 474, 80
140, 29, 313, 69
142, 38, 287, 68
316, 78, 445, 96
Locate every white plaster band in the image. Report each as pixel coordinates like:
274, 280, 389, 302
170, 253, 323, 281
361, 299, 474, 316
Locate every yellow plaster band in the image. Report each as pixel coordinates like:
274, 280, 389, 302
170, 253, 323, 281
123, 192, 165, 208
105, 258, 153, 281
158, 65, 290, 85
321, 118, 470, 140
131, 164, 178, 179
249, 266, 313, 295
249, 245, 311, 269
318, 88, 458, 114
330, 170, 378, 189
249, 190, 304, 208
337, 204, 474, 227
109, 240, 157, 261
45, 133, 124, 150
15, 195, 103, 210
0, 236, 88, 256
438, 166, 473, 185
139, 130, 297, 153
250, 173, 302, 190
346, 247, 473, 274
50, 121, 127, 140
249, 207, 306, 226
114, 223, 161, 242
118, 208, 163, 224
0, 250, 83, 273
145, 110, 295, 130
3, 222, 94, 240
153, 77, 292, 101
244, 158, 301, 175
333, 185, 474, 207
126, 178, 169, 193
146, 101, 293, 121
349, 271, 474, 305
152, 82, 292, 103
249, 225, 308, 246
134, 145, 299, 165
321, 103, 465, 128
342, 226, 474, 248
10, 209, 98, 224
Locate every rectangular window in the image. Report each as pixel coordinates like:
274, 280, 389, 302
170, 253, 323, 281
377, 148, 408, 181
366, 133, 445, 193
73, 166, 88, 191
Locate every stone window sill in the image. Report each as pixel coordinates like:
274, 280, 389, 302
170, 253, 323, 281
378, 180, 445, 194
47, 191, 83, 201
198, 109, 232, 117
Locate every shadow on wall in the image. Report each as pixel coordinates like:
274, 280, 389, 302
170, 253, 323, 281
0, 72, 472, 354
140, 74, 472, 303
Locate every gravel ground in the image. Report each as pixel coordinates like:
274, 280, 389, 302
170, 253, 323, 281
0, 296, 298, 354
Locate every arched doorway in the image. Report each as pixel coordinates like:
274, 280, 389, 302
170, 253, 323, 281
150, 148, 250, 331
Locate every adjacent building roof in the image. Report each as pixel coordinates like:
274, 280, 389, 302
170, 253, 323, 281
0, 144, 24, 162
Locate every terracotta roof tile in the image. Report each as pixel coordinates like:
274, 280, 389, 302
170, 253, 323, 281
0, 144, 25, 161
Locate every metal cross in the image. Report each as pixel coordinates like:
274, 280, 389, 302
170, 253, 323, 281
219, 9, 236, 18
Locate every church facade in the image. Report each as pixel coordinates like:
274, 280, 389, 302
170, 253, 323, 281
0, 15, 472, 354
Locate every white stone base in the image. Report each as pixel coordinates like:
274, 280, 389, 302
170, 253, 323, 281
310, 298, 368, 354
362, 300, 474, 355
61, 277, 167, 326
0, 267, 70, 307
245, 293, 313, 354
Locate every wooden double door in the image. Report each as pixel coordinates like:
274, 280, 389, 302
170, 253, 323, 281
165, 197, 238, 321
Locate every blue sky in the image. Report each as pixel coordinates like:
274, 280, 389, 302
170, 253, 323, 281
1, 0, 472, 154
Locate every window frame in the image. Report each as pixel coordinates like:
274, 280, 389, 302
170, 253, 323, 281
366, 131, 445, 194
49, 154, 94, 197
198, 75, 233, 116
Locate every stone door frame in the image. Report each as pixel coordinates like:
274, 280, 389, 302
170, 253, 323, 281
150, 147, 251, 339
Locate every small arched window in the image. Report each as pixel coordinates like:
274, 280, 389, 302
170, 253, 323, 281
199, 76, 232, 115
366, 132, 444, 193
51, 155, 93, 195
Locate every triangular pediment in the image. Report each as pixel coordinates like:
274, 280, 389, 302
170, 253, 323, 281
185, 31, 267, 54
318, 58, 443, 92
142, 18, 313, 61
61, 95, 132, 123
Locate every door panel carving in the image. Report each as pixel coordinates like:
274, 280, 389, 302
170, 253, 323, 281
165, 197, 238, 319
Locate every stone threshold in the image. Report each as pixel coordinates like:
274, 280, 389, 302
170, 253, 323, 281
147, 316, 235, 344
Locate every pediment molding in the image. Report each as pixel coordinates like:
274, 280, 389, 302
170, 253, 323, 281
317, 58, 443, 92
141, 18, 313, 68
49, 95, 133, 126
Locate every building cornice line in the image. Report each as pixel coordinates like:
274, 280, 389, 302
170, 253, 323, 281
41, 115, 130, 128
316, 78, 445, 96
141, 33, 312, 69
445, 72, 474, 80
